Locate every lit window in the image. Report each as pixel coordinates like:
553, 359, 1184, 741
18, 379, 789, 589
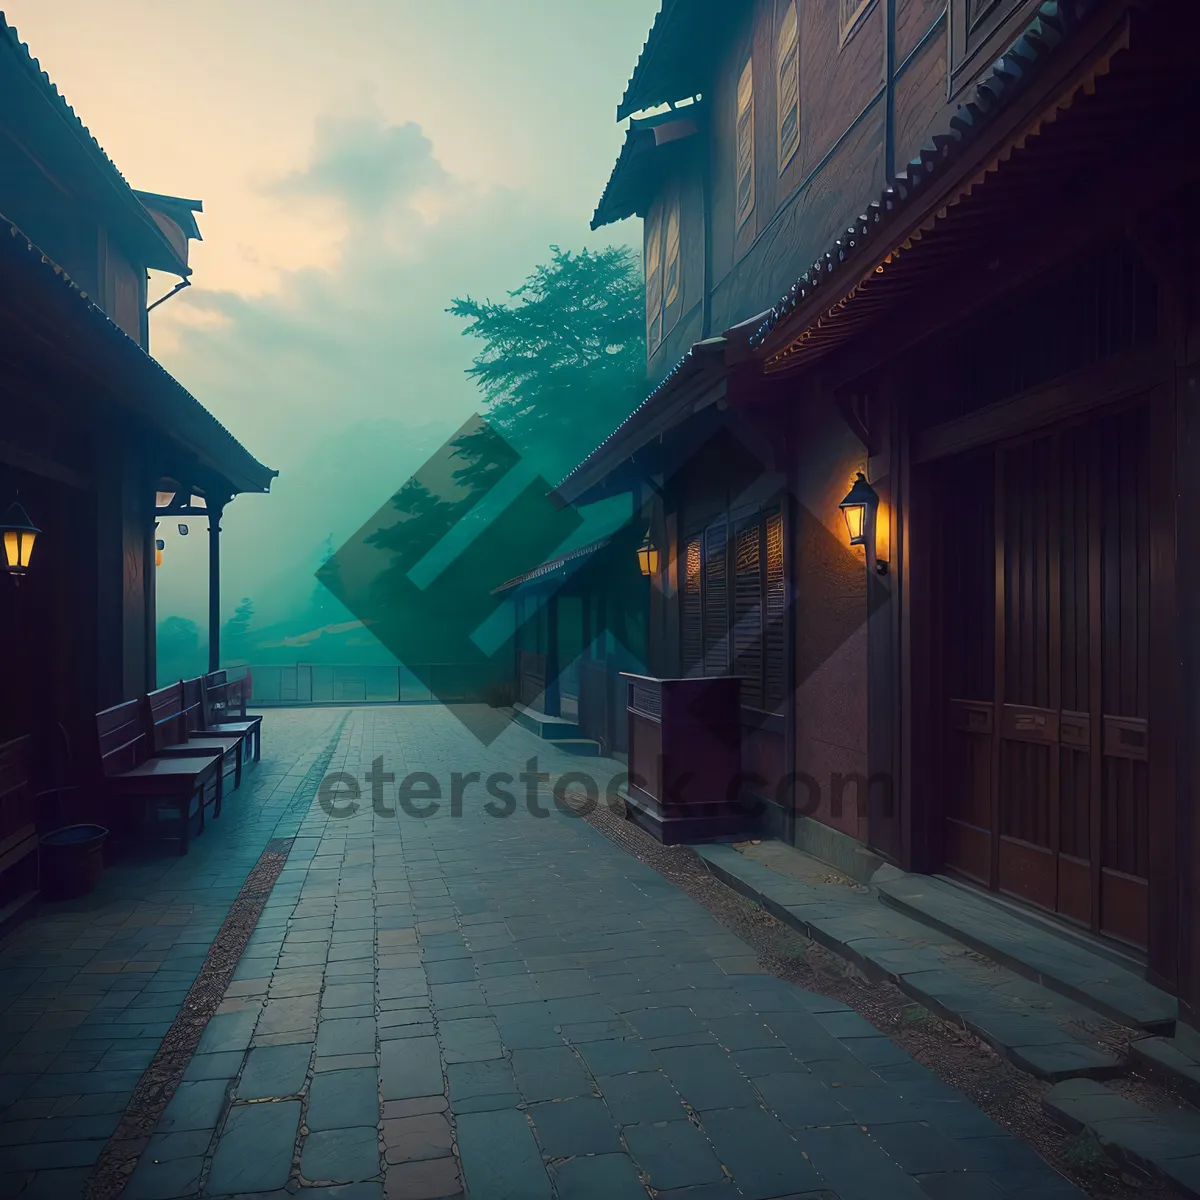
664, 195, 681, 307
840, 0, 873, 43
646, 192, 682, 355
777, 2, 800, 171
736, 58, 755, 228
645, 208, 663, 352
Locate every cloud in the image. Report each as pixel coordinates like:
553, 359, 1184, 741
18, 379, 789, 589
271, 114, 446, 217
150, 108, 628, 635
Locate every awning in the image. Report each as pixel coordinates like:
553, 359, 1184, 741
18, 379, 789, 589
750, 0, 1139, 374
491, 535, 614, 595
592, 108, 700, 230
617, 0, 733, 121
552, 337, 729, 507
1, 217, 276, 496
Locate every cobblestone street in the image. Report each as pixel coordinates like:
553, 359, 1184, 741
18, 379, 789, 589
0, 706, 1086, 1199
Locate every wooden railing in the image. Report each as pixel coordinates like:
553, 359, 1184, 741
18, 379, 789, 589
243, 663, 511, 706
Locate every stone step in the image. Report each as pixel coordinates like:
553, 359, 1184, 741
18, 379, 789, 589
876, 874, 1176, 1034
545, 738, 601, 757
511, 704, 581, 740
1042, 1078, 1200, 1196
1131, 1026, 1200, 1104
698, 843, 1124, 1082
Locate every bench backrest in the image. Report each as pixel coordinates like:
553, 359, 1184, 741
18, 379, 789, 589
0, 735, 35, 846
145, 682, 188, 752
182, 676, 209, 732
204, 669, 243, 718
96, 700, 150, 776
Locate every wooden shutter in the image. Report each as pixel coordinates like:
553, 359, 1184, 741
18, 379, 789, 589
764, 509, 786, 707
734, 521, 764, 708
682, 536, 703, 673
703, 522, 729, 675
645, 208, 663, 352
664, 194, 681, 308
735, 59, 755, 228
777, 2, 800, 170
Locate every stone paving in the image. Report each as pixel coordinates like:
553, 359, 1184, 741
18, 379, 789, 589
0, 705, 1086, 1199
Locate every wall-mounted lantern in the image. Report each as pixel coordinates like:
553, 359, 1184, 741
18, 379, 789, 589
637, 530, 660, 577
839, 472, 888, 575
155, 537, 165, 568
1, 500, 40, 581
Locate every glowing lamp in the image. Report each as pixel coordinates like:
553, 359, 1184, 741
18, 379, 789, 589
1, 500, 39, 579
637, 530, 660, 577
838, 472, 877, 548
155, 537, 165, 568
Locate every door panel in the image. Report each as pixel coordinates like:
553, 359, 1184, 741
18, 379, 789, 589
940, 406, 1152, 948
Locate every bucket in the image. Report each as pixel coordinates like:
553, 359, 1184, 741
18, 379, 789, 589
40, 824, 108, 900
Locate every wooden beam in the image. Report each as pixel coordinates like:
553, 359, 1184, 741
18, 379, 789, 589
0, 437, 90, 489
911, 346, 1170, 464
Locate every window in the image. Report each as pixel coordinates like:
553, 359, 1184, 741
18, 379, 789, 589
664, 198, 681, 308
645, 192, 681, 355
735, 58, 755, 228
777, 2, 800, 171
681, 507, 786, 709
682, 537, 703, 673
840, 0, 874, 43
703, 522, 729, 676
645, 209, 663, 353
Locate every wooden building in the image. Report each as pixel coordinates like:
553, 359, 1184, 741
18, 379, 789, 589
496, 525, 649, 757
562, 0, 1200, 1019
0, 17, 275, 794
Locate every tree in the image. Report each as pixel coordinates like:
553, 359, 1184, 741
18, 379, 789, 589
222, 598, 256, 664
157, 615, 206, 687
448, 246, 645, 483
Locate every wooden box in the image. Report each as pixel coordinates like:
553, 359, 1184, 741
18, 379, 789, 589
620, 673, 747, 845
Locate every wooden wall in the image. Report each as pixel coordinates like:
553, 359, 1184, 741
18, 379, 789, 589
646, 146, 708, 381
634, 0, 1058, 384
785, 391, 871, 840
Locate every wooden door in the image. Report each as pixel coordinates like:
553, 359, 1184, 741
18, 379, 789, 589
941, 405, 1152, 947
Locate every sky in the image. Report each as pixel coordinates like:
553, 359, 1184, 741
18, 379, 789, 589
5, 0, 656, 629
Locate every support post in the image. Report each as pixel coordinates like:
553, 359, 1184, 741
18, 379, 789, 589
544, 593, 560, 717
208, 500, 225, 674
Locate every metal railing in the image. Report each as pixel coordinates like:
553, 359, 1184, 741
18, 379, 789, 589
243, 663, 512, 707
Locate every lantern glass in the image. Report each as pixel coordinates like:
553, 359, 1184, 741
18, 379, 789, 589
838, 472, 877, 549
155, 490, 177, 509
1, 502, 39, 575
842, 503, 866, 545
637, 533, 659, 577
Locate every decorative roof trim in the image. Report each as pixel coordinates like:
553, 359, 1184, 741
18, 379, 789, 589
751, 0, 1124, 371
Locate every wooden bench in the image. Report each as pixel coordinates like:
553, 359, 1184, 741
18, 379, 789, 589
145, 683, 243, 802
205, 669, 250, 719
0, 736, 38, 917
184, 677, 261, 763
96, 702, 221, 855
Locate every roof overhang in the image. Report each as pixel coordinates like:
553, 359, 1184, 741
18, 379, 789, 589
135, 192, 203, 270
749, 0, 1141, 375
1, 16, 191, 277
552, 337, 731, 508
617, 0, 737, 121
491, 535, 615, 595
1, 217, 276, 496
592, 108, 700, 230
